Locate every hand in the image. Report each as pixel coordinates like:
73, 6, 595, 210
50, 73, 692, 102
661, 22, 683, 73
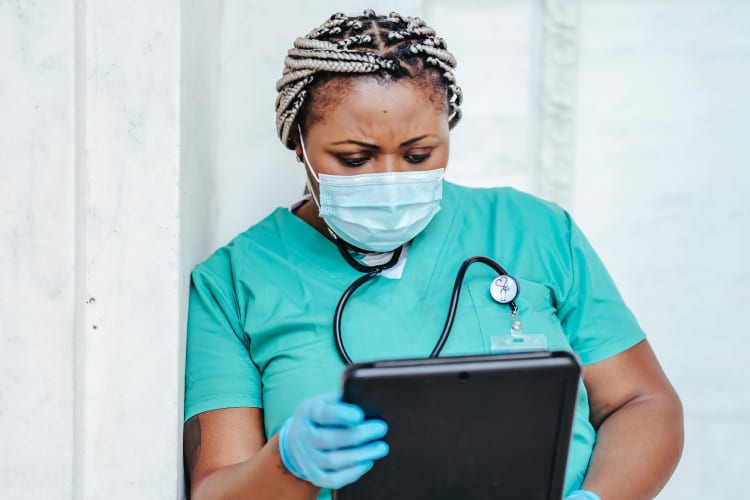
565, 490, 601, 500
278, 392, 389, 489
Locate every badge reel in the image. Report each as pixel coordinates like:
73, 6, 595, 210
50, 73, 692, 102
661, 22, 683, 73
488, 275, 548, 354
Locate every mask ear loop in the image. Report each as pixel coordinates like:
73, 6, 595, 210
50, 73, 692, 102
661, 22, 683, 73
297, 124, 322, 209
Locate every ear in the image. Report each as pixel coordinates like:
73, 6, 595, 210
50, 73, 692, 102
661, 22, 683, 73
289, 123, 302, 162
291, 123, 304, 162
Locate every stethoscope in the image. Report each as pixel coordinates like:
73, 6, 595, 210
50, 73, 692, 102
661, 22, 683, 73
331, 235, 521, 365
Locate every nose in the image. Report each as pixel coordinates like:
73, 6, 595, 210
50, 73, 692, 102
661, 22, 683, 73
377, 153, 409, 173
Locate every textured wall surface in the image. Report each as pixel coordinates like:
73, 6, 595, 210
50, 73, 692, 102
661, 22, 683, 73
76, 1, 182, 496
2, 0, 747, 498
575, 2, 750, 498
2, 1, 184, 498
0, 1, 76, 496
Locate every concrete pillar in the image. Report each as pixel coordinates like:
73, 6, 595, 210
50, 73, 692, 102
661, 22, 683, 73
2, 0, 196, 497
75, 0, 183, 497
1, 1, 76, 497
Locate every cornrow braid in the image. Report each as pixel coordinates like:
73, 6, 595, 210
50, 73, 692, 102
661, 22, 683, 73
275, 10, 462, 149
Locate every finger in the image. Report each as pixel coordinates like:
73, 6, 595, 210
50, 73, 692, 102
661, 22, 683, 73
306, 395, 364, 426
321, 461, 375, 490
297, 392, 339, 418
313, 440, 390, 471
309, 420, 388, 450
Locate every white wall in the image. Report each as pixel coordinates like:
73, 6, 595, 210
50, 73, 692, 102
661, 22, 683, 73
2, 1, 185, 498
1, 1, 76, 496
2, 0, 747, 498
575, 2, 750, 497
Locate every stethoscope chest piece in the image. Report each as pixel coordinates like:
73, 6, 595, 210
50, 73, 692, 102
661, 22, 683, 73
490, 275, 519, 304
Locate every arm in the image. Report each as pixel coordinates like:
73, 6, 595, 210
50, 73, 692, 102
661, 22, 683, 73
184, 408, 319, 500
578, 340, 684, 500
184, 396, 389, 500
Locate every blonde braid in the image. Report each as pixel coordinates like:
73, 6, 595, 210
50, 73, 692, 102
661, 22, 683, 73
305, 12, 348, 40
275, 10, 463, 149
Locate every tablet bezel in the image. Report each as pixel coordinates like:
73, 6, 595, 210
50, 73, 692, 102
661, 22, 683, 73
333, 350, 581, 500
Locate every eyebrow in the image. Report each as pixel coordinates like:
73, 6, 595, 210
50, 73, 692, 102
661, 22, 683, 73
329, 135, 434, 149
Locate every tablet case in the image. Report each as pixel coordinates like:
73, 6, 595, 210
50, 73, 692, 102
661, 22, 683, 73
333, 351, 580, 500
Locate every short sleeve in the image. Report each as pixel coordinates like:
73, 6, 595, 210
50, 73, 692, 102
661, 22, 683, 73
184, 258, 262, 422
556, 212, 647, 365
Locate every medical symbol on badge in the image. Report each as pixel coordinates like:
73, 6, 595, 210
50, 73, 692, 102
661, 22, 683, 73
490, 275, 519, 304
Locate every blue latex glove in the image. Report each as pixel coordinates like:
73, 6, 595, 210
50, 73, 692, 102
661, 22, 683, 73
565, 490, 601, 500
278, 392, 389, 489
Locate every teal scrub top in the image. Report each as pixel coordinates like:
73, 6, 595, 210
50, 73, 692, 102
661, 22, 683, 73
184, 182, 646, 498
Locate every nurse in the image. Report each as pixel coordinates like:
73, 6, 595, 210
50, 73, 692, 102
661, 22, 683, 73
183, 10, 683, 500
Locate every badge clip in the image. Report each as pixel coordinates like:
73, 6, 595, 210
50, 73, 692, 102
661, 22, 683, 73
490, 311, 548, 354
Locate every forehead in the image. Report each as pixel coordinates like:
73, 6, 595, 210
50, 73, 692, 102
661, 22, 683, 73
305, 76, 447, 137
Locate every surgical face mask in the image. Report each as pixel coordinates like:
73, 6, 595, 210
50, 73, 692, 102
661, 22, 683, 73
298, 128, 444, 253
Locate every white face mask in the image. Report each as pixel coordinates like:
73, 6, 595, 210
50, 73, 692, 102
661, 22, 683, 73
298, 127, 444, 253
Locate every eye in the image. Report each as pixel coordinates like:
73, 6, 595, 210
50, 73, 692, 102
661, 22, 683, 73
339, 156, 369, 167
405, 153, 431, 164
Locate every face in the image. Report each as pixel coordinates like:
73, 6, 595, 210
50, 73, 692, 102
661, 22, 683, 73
296, 77, 451, 182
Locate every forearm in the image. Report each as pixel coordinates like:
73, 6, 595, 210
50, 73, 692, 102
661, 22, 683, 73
581, 393, 684, 500
192, 434, 320, 500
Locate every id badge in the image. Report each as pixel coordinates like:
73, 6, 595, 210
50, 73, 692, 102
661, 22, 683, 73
489, 311, 548, 354
490, 332, 548, 354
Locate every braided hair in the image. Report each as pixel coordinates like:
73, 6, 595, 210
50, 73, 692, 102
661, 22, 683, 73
275, 10, 463, 150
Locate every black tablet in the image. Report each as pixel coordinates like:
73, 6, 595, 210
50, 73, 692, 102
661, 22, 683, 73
333, 351, 580, 500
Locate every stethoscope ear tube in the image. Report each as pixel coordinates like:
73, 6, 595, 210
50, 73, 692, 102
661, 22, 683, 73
333, 252, 517, 366
331, 235, 404, 365
334, 271, 379, 365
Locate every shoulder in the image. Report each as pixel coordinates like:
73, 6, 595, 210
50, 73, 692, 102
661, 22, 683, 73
192, 208, 291, 283
444, 182, 570, 230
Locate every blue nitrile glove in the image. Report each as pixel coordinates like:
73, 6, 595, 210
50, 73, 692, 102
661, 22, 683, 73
278, 392, 389, 489
565, 490, 601, 500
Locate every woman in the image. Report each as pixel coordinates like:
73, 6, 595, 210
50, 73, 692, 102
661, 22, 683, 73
183, 10, 683, 500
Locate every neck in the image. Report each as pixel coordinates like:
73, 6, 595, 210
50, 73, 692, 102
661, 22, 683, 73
294, 198, 382, 255
294, 198, 333, 242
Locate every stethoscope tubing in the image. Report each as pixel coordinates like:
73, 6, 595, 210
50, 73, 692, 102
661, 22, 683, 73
333, 250, 518, 366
